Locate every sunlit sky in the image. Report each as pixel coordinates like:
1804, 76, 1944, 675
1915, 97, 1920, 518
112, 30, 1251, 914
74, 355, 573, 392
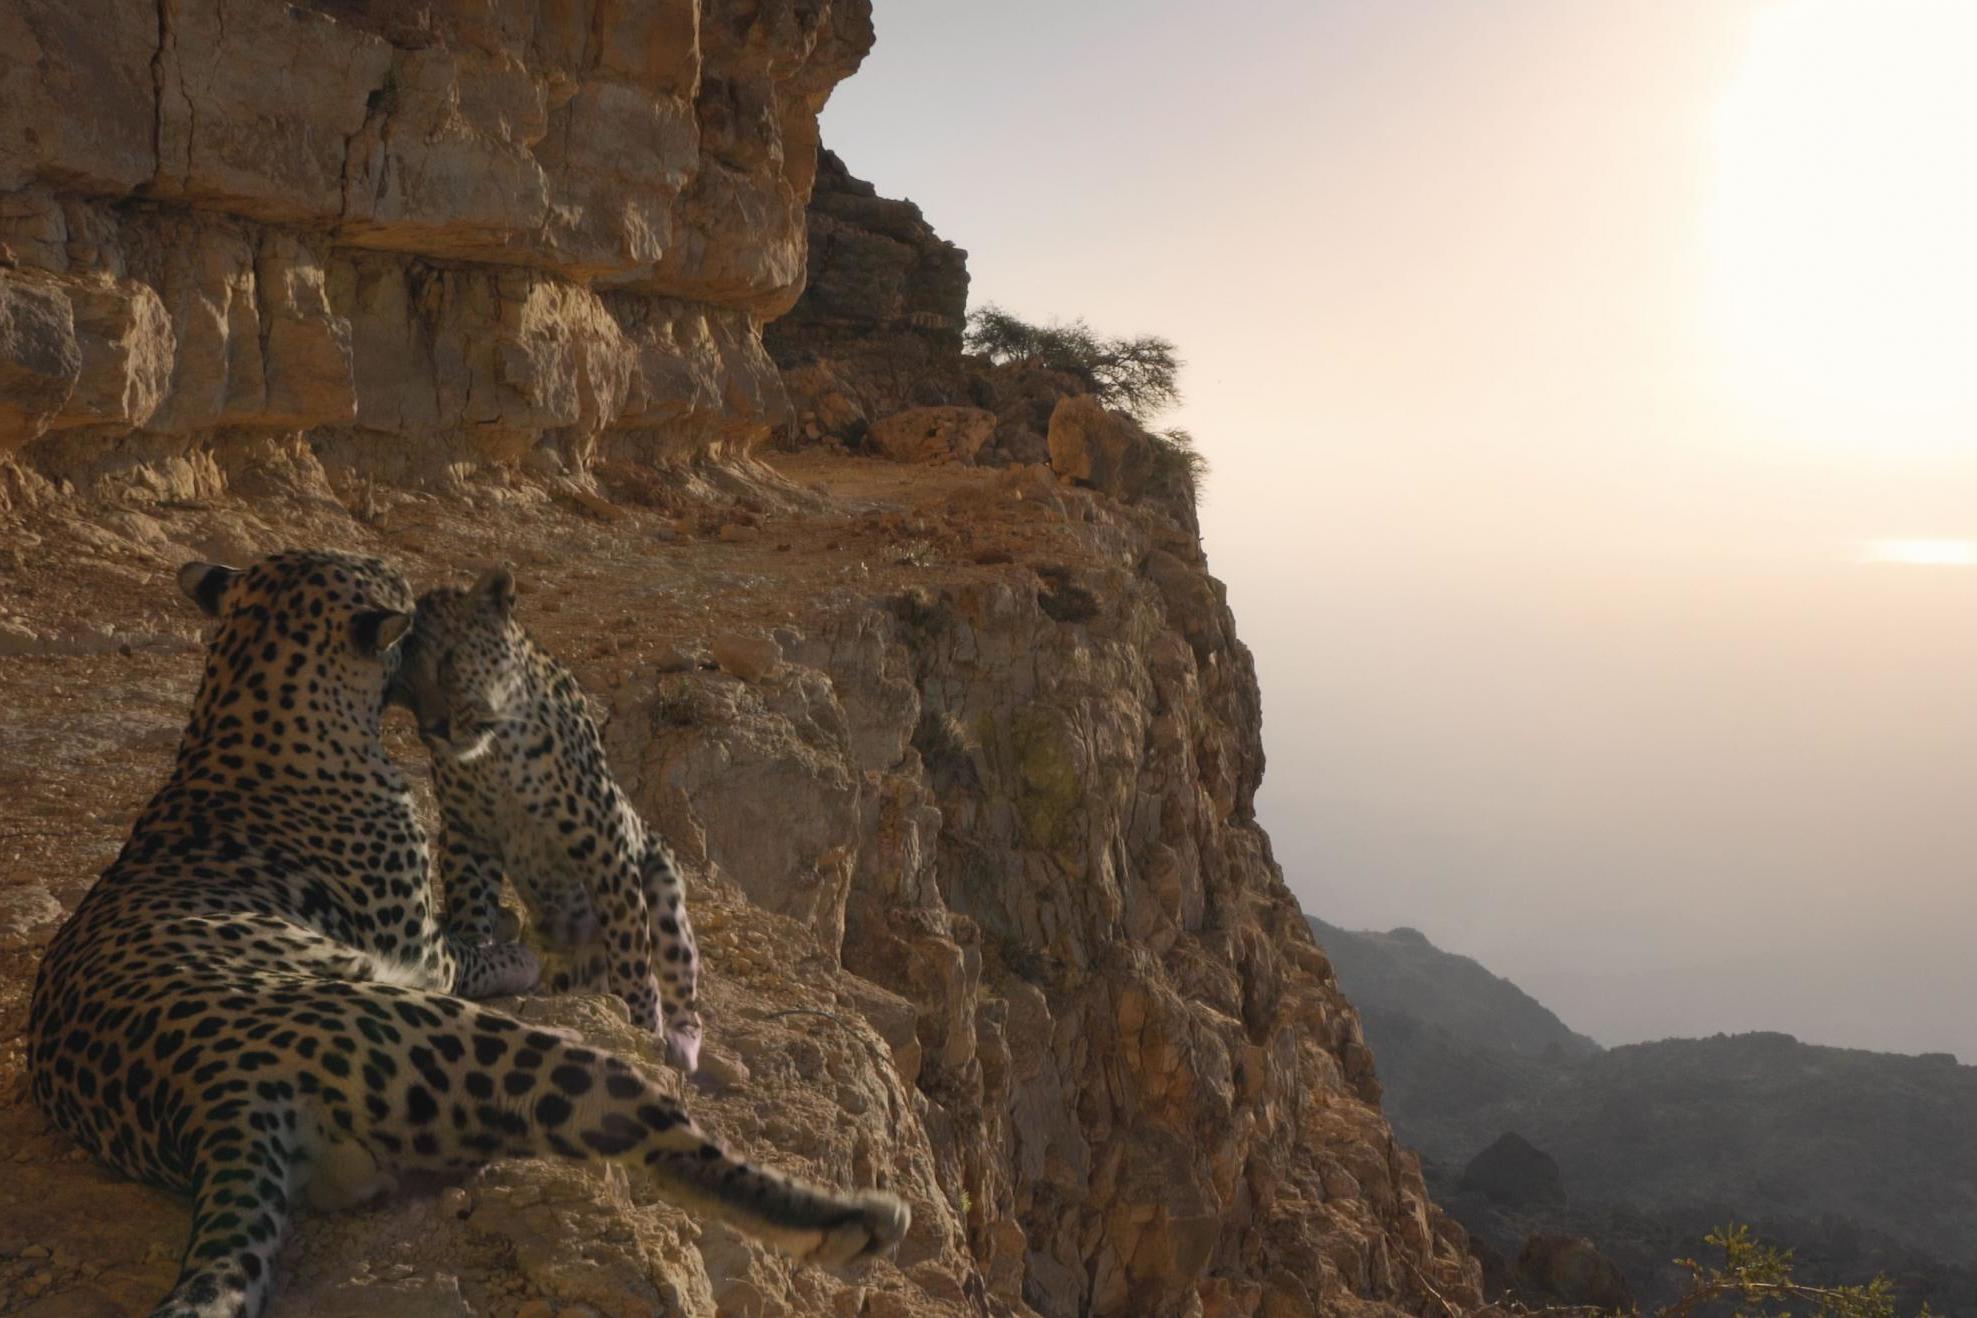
821, 1, 1977, 1058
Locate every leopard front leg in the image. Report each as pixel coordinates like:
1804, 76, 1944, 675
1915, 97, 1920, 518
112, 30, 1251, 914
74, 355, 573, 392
591, 856, 664, 1039
642, 839, 704, 1073
510, 867, 601, 950
432, 816, 539, 997
436, 815, 506, 946
446, 933, 541, 998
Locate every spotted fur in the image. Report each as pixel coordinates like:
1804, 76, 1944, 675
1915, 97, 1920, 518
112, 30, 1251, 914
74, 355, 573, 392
27, 551, 907, 1318
393, 567, 704, 1072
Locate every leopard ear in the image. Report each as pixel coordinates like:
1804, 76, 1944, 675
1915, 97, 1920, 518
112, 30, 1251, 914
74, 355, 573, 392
351, 609, 412, 658
473, 564, 517, 616
177, 561, 243, 618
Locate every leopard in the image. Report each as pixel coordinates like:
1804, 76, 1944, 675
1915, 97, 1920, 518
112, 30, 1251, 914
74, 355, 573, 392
26, 549, 908, 1318
391, 565, 705, 1073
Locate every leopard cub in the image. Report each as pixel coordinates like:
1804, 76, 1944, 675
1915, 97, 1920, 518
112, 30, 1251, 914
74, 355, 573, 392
395, 566, 704, 1071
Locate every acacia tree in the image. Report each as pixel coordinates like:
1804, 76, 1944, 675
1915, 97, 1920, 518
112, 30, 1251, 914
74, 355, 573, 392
965, 304, 1205, 490
964, 305, 1182, 422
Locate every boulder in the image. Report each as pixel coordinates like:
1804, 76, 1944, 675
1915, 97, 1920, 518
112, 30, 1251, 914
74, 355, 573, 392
868, 406, 996, 464
0, 268, 78, 447
1516, 1234, 1633, 1313
1046, 393, 1155, 499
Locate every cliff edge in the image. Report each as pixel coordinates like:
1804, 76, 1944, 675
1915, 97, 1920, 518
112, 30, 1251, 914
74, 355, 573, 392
0, 5, 1483, 1315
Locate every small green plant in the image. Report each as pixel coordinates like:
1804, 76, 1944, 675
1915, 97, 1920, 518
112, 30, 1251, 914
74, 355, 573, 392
1659, 1225, 1930, 1318
965, 305, 1182, 423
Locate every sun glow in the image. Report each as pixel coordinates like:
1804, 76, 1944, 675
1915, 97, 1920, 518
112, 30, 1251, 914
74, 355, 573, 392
1865, 540, 1977, 567
1709, 1, 1977, 455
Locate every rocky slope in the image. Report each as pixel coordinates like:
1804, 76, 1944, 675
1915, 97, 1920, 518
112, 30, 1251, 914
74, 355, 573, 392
0, 4, 1485, 1315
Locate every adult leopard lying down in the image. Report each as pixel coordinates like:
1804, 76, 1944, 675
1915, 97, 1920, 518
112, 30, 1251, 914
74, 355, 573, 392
27, 549, 907, 1318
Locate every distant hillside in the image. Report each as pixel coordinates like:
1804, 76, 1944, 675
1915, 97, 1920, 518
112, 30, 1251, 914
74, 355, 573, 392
1308, 915, 1977, 1310
1476, 1033, 1977, 1265
1307, 917, 1599, 1062
1305, 916, 1596, 1180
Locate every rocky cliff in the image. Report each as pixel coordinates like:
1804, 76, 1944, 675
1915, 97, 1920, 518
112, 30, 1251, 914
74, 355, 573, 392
0, 5, 1484, 1315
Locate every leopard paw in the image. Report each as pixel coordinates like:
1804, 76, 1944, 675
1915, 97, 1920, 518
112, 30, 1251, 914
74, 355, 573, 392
806, 1191, 911, 1269
662, 1014, 703, 1074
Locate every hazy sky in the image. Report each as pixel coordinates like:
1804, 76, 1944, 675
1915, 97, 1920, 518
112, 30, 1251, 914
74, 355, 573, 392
821, 2, 1977, 1058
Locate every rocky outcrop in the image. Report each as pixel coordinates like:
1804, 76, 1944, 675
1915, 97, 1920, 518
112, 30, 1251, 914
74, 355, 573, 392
1045, 395, 1158, 501
0, 5, 1490, 1315
764, 153, 1099, 477
764, 147, 971, 445
868, 406, 997, 464
0, 449, 1487, 1318
0, 0, 874, 474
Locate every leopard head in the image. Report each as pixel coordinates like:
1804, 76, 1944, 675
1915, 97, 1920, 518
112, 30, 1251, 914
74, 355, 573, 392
394, 565, 527, 763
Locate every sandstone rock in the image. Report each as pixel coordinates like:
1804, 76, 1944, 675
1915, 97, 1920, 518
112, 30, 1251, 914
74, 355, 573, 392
154, 0, 393, 226
868, 407, 996, 464
339, 43, 556, 263
778, 361, 869, 445
766, 153, 1192, 477
1046, 394, 1155, 500
0, 1, 158, 195
765, 150, 971, 432
771, 150, 969, 351
0, 880, 63, 947
0, 268, 76, 447
57, 275, 175, 433
118, 214, 356, 435
708, 631, 784, 683
0, 0, 873, 482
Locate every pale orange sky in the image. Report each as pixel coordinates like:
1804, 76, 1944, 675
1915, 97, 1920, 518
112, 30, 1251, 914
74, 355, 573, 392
822, 1, 1977, 1057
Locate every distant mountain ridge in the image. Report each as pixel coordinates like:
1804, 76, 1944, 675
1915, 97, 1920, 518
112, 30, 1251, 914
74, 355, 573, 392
1308, 915, 1977, 1310
1306, 916, 1600, 1062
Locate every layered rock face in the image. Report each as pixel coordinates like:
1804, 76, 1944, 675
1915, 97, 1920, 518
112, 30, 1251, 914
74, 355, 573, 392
0, 0, 872, 473
0, 6, 1487, 1316
765, 153, 1098, 478
764, 147, 970, 439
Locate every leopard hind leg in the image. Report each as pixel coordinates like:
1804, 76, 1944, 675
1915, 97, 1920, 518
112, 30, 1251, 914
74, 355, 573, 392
316, 994, 908, 1267
639, 840, 703, 1073
302, 1131, 398, 1213
151, 1105, 300, 1318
